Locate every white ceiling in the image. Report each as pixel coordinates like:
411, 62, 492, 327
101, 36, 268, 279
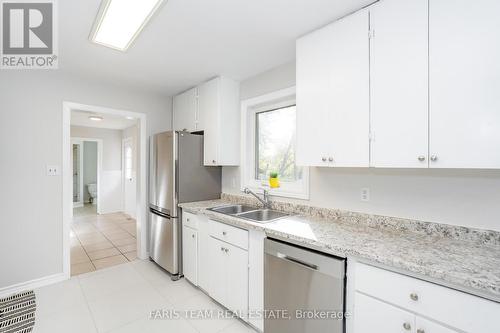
71, 110, 138, 130
59, 0, 375, 96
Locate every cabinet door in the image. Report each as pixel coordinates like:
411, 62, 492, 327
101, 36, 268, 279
429, 0, 500, 168
208, 237, 227, 305
173, 88, 197, 132
198, 78, 220, 166
182, 225, 197, 285
354, 292, 415, 333
197, 215, 211, 291
370, 0, 429, 168
328, 10, 370, 167
296, 22, 333, 167
416, 317, 459, 333
225, 243, 249, 318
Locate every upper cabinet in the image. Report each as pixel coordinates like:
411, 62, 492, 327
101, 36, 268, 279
429, 0, 500, 168
172, 76, 240, 166
297, 9, 370, 167
297, 0, 500, 169
173, 88, 197, 132
370, 0, 429, 168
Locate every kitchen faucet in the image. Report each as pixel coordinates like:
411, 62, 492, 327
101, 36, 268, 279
243, 187, 271, 209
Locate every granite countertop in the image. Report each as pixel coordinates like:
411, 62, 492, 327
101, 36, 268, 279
179, 198, 500, 303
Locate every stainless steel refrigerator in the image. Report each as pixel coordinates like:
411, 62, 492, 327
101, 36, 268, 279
149, 131, 221, 280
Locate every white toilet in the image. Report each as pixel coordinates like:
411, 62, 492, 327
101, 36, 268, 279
87, 183, 97, 204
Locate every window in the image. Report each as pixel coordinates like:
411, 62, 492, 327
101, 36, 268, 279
255, 105, 303, 182
124, 144, 133, 180
241, 87, 309, 199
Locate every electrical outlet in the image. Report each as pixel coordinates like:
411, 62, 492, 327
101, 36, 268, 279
46, 165, 60, 176
361, 188, 370, 202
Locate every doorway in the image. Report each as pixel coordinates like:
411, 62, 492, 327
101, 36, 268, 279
62, 102, 148, 278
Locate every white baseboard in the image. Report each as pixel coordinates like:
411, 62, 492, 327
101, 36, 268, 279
0, 273, 67, 299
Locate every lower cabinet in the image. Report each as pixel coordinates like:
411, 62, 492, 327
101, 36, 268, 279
352, 262, 500, 333
182, 225, 198, 285
208, 234, 249, 318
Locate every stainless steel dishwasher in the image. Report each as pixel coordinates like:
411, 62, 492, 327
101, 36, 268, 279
264, 238, 346, 333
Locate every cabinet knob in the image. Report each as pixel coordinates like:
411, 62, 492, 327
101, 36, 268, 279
410, 293, 419, 301
220, 247, 224, 251
418, 155, 426, 161
321, 157, 327, 162
224, 248, 229, 253
403, 322, 412, 331
430, 155, 438, 162
192, 234, 195, 238
222, 231, 227, 236
328, 157, 334, 162
187, 218, 190, 222
212, 159, 216, 164
417, 329, 425, 333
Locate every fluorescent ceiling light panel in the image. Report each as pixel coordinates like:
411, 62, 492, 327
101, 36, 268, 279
89, 116, 103, 121
91, 0, 164, 51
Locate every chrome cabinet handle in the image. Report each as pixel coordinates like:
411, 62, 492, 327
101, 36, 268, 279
224, 248, 229, 253
212, 159, 216, 164
220, 247, 224, 251
410, 293, 419, 301
403, 322, 411, 331
321, 157, 327, 162
222, 231, 227, 236
187, 218, 190, 222
418, 156, 426, 161
430, 155, 438, 161
417, 329, 425, 333
328, 157, 334, 162
191, 234, 195, 239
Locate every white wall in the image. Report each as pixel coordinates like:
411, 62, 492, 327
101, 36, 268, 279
222, 61, 500, 232
0, 71, 171, 290
72, 126, 124, 213
82, 141, 97, 203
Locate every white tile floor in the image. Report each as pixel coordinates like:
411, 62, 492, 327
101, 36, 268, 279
33, 260, 257, 333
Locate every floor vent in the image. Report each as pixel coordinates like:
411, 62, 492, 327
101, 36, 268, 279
0, 291, 36, 333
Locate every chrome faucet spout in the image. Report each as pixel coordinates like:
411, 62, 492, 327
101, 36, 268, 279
243, 187, 271, 209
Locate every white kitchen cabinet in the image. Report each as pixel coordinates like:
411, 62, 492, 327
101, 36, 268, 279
197, 77, 240, 166
196, 215, 211, 291
354, 292, 415, 333
248, 230, 265, 331
429, 0, 500, 168
370, 0, 429, 168
182, 225, 198, 285
173, 88, 197, 132
296, 9, 370, 167
208, 236, 249, 318
352, 262, 500, 333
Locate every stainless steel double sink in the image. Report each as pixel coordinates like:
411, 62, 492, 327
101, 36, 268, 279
208, 204, 290, 223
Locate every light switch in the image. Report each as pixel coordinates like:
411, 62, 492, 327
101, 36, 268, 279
361, 188, 370, 202
47, 165, 60, 176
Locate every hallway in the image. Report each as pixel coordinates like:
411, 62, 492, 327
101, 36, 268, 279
71, 208, 138, 276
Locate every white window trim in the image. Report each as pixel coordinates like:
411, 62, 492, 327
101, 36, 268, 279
240, 86, 310, 200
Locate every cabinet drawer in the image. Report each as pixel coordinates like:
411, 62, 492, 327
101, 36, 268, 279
182, 211, 198, 229
355, 263, 500, 332
209, 219, 248, 250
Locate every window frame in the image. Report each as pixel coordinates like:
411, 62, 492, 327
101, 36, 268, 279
240, 86, 309, 200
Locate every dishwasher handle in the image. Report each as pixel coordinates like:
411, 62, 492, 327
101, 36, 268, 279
277, 252, 319, 271
265, 238, 345, 278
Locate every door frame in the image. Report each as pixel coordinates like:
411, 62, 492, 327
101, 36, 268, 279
71, 139, 84, 208
62, 101, 148, 279
71, 137, 103, 213
122, 136, 136, 218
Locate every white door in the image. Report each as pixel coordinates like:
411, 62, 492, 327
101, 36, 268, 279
198, 78, 220, 165
123, 137, 136, 218
328, 9, 370, 167
173, 88, 197, 132
429, 0, 500, 168
225, 243, 249, 318
416, 317, 459, 333
296, 23, 334, 167
182, 225, 198, 285
370, 0, 429, 168
208, 237, 227, 305
354, 292, 415, 333
197, 216, 211, 291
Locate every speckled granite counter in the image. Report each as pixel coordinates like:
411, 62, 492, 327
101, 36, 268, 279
179, 197, 500, 303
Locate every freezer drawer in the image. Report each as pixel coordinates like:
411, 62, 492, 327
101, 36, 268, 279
150, 209, 179, 276
264, 238, 346, 333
